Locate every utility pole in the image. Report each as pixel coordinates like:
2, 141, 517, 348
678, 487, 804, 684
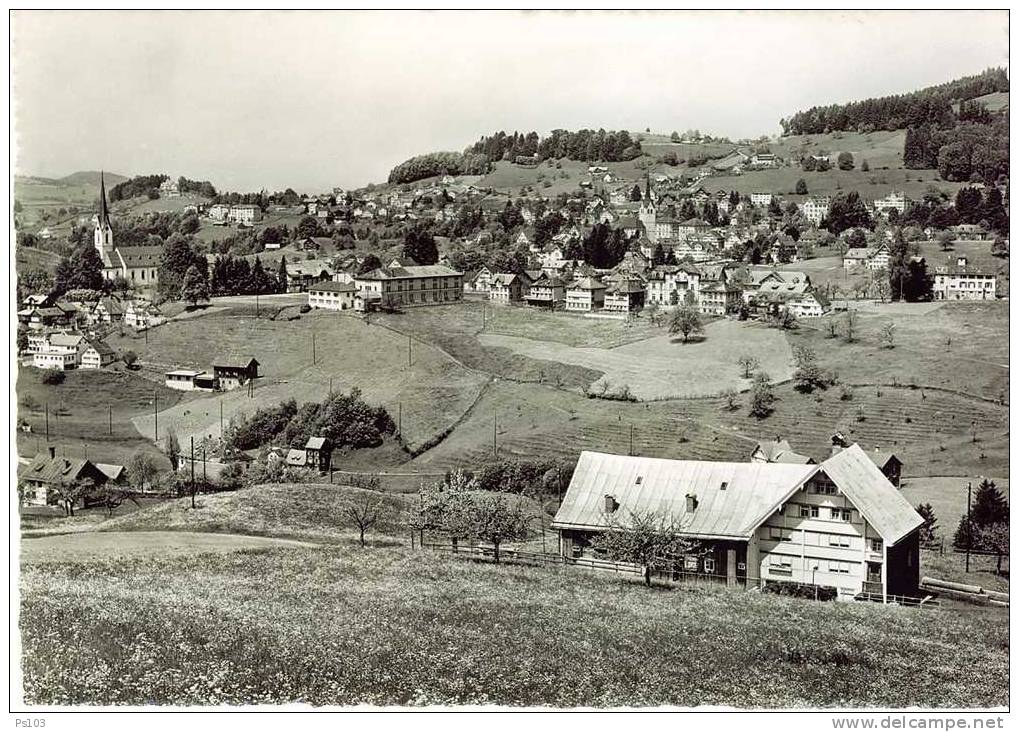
329, 377, 333, 398
220, 400, 224, 439
202, 443, 207, 483
398, 402, 402, 437
965, 480, 973, 573
154, 391, 159, 441
312, 331, 316, 365
256, 293, 259, 318
629, 425, 634, 456
45, 402, 49, 442
493, 412, 498, 457
190, 436, 196, 509
408, 335, 412, 367
109, 404, 113, 435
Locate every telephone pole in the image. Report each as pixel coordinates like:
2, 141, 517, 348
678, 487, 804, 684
190, 436, 196, 509
408, 335, 412, 367
965, 480, 973, 573
45, 402, 49, 442
398, 402, 402, 437
493, 412, 498, 457
312, 331, 317, 365
629, 425, 634, 456
154, 390, 159, 441
220, 399, 224, 438
109, 404, 113, 435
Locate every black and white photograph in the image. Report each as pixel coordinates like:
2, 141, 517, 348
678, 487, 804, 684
8, 9, 1011, 718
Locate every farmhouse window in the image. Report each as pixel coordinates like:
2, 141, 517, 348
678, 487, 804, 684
828, 535, 850, 548
870, 538, 883, 553
683, 556, 699, 571
810, 506, 819, 518
703, 558, 716, 574
800, 506, 810, 518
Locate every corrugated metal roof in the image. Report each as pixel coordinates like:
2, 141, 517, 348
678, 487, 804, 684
819, 444, 923, 546
552, 451, 816, 540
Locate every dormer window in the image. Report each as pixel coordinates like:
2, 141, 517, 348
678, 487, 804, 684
720, 481, 728, 491
604, 495, 618, 514
686, 494, 698, 512
635, 475, 643, 485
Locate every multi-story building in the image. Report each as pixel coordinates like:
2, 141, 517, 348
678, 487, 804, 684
872, 191, 910, 218
801, 196, 831, 226
750, 192, 773, 208
602, 278, 646, 313
698, 280, 742, 315
644, 265, 701, 307
525, 273, 566, 309
489, 272, 533, 304
564, 276, 607, 312
307, 281, 357, 311
228, 205, 262, 225
932, 256, 997, 301
354, 264, 464, 311
553, 445, 924, 602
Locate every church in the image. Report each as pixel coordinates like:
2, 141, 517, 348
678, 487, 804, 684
94, 172, 162, 287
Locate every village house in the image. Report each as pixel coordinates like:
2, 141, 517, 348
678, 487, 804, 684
552, 446, 924, 602
32, 332, 85, 370
698, 279, 742, 316
801, 196, 831, 226
564, 276, 607, 312
213, 357, 260, 391
164, 369, 218, 392
159, 179, 181, 198
307, 281, 357, 311
751, 279, 830, 319
354, 264, 464, 311
750, 192, 773, 208
286, 260, 335, 292
872, 191, 910, 218
208, 203, 231, 222
524, 273, 566, 309
123, 300, 163, 330
18, 302, 78, 331
464, 266, 496, 296
80, 338, 116, 370
603, 278, 646, 314
304, 437, 333, 473
932, 256, 997, 301
19, 446, 123, 508
228, 204, 262, 225
953, 223, 991, 241
751, 439, 815, 465
645, 264, 701, 307
489, 272, 533, 304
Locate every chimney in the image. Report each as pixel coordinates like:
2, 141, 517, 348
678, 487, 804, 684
686, 494, 698, 513
48, 446, 56, 460
957, 256, 968, 268
604, 495, 618, 514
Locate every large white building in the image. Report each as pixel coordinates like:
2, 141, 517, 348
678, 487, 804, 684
307, 281, 357, 311
872, 191, 910, 218
553, 446, 924, 602
801, 196, 831, 226
932, 257, 997, 301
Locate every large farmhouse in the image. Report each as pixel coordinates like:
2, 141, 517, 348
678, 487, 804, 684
552, 445, 923, 602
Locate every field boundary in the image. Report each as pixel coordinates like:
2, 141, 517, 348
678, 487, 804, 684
846, 381, 1008, 407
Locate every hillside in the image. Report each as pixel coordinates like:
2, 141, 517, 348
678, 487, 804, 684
20, 536, 1008, 706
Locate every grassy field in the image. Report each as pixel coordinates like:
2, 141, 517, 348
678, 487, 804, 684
100, 483, 414, 545
480, 303, 659, 348
480, 318, 794, 400
901, 477, 1011, 544
105, 308, 488, 455
703, 166, 966, 200
15, 367, 181, 469
790, 300, 1009, 403
15, 245, 63, 274
19, 538, 1008, 707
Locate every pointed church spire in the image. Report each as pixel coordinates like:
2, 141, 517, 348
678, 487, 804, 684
98, 170, 111, 228
644, 169, 651, 201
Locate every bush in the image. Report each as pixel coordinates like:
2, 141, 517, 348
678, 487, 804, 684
763, 580, 837, 602
299, 304, 311, 314
41, 370, 65, 386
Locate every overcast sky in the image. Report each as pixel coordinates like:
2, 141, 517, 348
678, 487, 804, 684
11, 10, 1009, 193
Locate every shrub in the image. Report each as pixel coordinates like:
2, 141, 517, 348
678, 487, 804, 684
299, 304, 311, 314
839, 384, 854, 401
763, 580, 837, 602
41, 370, 65, 386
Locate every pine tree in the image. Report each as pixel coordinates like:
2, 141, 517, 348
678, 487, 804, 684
915, 503, 939, 545
972, 479, 1009, 527
277, 255, 289, 293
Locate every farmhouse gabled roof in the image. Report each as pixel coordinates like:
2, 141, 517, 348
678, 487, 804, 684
305, 437, 329, 450
552, 451, 816, 540
309, 281, 356, 293
754, 440, 815, 465
213, 356, 259, 369
568, 276, 606, 292
819, 444, 923, 546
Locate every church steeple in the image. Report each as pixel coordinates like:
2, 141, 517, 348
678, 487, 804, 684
97, 171, 111, 229
94, 170, 114, 255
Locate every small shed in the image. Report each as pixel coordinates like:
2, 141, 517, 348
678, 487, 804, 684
304, 436, 333, 473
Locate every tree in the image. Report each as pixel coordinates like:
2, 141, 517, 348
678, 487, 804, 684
592, 509, 694, 587
128, 450, 160, 492
860, 159, 870, 172
737, 354, 759, 379
749, 372, 775, 418
52, 477, 93, 517
915, 503, 939, 545
54, 242, 105, 295
668, 304, 703, 343
630, 184, 642, 202
971, 479, 1009, 527
823, 191, 872, 234
721, 387, 739, 411
341, 485, 391, 547
403, 224, 439, 265
296, 215, 321, 239
644, 300, 661, 327
95, 484, 138, 517
991, 237, 1009, 258
357, 254, 382, 275
837, 152, 854, 171
792, 346, 828, 392
795, 178, 808, 195
122, 350, 138, 369
277, 255, 289, 293
841, 310, 858, 342
164, 429, 181, 471
936, 230, 954, 251
180, 264, 209, 306
879, 322, 895, 349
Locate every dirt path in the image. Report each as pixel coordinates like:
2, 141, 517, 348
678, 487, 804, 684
20, 530, 316, 564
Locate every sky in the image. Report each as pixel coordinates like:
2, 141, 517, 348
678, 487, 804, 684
11, 10, 1009, 193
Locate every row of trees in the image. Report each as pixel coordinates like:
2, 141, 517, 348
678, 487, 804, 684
904, 118, 1009, 184
780, 68, 1008, 135
387, 151, 492, 185
465, 128, 642, 165
209, 254, 287, 296
228, 388, 396, 453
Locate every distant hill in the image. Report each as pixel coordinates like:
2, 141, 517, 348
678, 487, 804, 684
57, 170, 129, 187
781, 68, 1009, 135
